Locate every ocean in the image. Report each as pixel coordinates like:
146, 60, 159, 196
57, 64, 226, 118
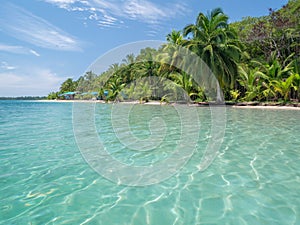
1, 100, 299, 224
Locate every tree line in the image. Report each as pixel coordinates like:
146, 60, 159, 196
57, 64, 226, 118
49, 0, 300, 104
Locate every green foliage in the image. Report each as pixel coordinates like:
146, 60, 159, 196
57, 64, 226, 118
230, 90, 240, 102
183, 7, 243, 100
60, 78, 77, 93
231, 0, 300, 62
50, 3, 300, 104
272, 74, 297, 101
47, 92, 58, 100
236, 51, 298, 102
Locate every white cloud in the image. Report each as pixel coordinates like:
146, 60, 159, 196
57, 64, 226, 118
124, 0, 166, 22
0, 68, 66, 96
0, 44, 40, 56
145, 30, 159, 37
43, 0, 79, 10
46, 0, 77, 3
1, 61, 16, 70
0, 3, 82, 51
30, 50, 41, 57
41, 0, 189, 30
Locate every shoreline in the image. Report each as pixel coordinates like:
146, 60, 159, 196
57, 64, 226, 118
36, 100, 300, 110
230, 105, 300, 110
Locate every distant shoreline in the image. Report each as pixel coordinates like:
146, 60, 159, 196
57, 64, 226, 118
0, 97, 46, 100
35, 99, 300, 110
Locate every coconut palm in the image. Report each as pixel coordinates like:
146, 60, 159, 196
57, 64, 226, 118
169, 72, 194, 94
120, 53, 136, 84
183, 8, 243, 101
166, 30, 183, 45
60, 78, 77, 93
107, 76, 125, 101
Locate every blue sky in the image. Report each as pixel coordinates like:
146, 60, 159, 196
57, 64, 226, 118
0, 0, 288, 96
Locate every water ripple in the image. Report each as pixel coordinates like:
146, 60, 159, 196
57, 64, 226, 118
0, 102, 300, 224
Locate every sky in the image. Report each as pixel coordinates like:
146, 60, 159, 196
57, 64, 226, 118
0, 0, 289, 97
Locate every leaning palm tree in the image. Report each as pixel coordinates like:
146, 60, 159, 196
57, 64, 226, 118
183, 8, 243, 101
157, 31, 185, 77
119, 53, 136, 84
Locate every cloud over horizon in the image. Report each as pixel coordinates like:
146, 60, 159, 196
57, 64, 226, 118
0, 68, 67, 96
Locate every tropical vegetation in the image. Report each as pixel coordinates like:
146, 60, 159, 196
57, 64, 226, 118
49, 0, 300, 105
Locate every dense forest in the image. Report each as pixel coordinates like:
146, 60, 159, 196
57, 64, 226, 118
49, 0, 300, 104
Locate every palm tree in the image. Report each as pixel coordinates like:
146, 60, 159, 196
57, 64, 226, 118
135, 47, 159, 78
183, 8, 243, 102
60, 78, 76, 93
120, 53, 136, 84
107, 76, 125, 101
159, 30, 186, 75
166, 30, 183, 45
169, 72, 194, 94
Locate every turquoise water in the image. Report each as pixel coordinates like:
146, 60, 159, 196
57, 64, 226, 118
1, 100, 300, 224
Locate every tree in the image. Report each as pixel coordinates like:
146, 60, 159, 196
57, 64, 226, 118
183, 8, 243, 101
232, 0, 300, 62
76, 71, 98, 93
120, 53, 136, 84
166, 30, 183, 45
47, 92, 58, 100
59, 78, 77, 93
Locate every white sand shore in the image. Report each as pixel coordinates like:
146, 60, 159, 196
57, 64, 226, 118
37, 99, 106, 103
37, 100, 300, 110
230, 105, 300, 110
37, 100, 166, 105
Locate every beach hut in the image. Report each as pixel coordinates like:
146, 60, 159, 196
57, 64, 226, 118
80, 92, 99, 100
58, 91, 76, 100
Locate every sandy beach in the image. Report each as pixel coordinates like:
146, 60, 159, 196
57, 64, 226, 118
37, 99, 106, 103
37, 99, 300, 110
230, 105, 300, 110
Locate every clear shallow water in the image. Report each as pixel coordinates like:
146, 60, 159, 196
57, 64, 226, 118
0, 100, 299, 224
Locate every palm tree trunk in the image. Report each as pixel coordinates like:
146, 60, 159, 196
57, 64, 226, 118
216, 83, 223, 103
